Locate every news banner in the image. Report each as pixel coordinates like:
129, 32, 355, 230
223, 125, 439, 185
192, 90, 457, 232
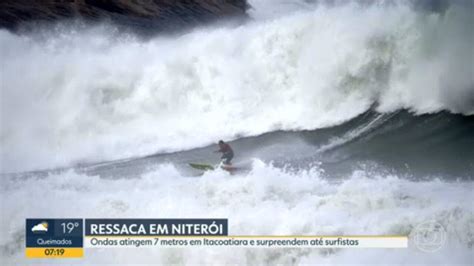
25, 218, 408, 258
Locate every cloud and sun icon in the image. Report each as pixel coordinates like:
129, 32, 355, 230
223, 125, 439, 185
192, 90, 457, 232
31, 221, 49, 232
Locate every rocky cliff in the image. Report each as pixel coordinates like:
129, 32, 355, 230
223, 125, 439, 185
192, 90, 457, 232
0, 0, 249, 32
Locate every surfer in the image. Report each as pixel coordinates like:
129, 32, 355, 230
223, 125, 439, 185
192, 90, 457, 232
215, 140, 234, 165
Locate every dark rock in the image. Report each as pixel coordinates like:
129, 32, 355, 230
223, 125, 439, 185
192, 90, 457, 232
0, 0, 249, 34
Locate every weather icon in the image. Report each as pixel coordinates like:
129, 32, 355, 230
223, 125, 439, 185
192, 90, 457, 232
31, 221, 48, 233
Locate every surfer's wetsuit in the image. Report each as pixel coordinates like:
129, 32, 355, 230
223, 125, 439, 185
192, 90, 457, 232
217, 143, 234, 165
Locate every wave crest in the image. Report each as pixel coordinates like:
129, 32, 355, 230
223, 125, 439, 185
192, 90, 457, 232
1, 2, 472, 172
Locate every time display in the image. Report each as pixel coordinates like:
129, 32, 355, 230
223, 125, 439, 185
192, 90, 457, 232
26, 219, 84, 258
44, 248, 65, 256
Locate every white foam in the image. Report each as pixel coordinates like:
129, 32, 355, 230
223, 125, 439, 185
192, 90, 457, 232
1, 2, 472, 172
1, 161, 472, 264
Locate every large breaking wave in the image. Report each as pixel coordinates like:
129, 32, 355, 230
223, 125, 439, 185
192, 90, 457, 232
1, 1, 473, 265
1, 1, 473, 172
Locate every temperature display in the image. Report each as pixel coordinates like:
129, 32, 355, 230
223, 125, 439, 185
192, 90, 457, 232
61, 222, 81, 234
26, 219, 84, 258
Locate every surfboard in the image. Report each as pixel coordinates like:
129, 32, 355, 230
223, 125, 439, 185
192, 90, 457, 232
189, 163, 238, 172
189, 163, 215, 171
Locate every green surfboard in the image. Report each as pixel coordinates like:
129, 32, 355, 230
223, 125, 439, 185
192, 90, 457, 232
189, 163, 215, 171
